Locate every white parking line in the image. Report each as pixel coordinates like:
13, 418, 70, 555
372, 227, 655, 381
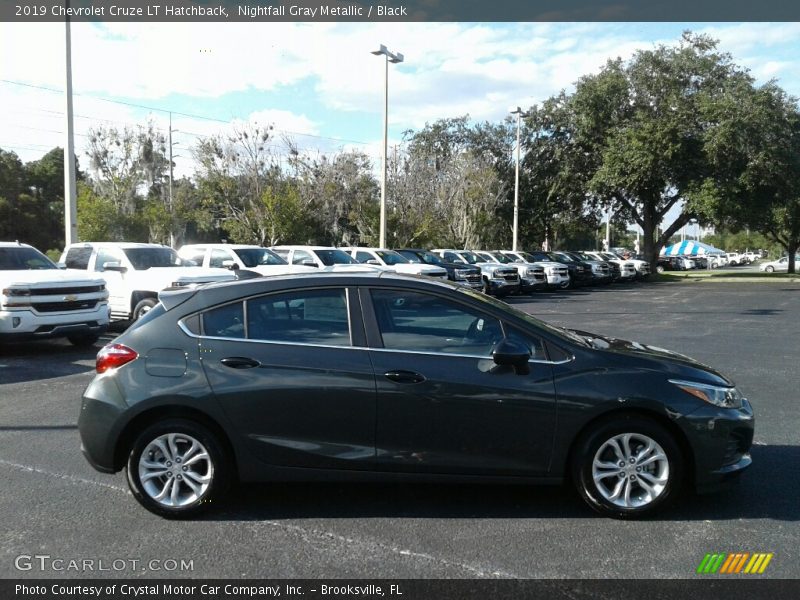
0, 457, 128, 492
0, 457, 518, 578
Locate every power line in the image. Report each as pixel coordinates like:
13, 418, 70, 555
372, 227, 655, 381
0, 78, 372, 146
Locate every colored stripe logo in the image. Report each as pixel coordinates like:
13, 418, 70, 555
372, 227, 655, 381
696, 553, 773, 574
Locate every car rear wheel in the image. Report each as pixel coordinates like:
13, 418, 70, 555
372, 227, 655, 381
656, 265, 664, 274
132, 297, 158, 321
126, 419, 230, 518
572, 416, 683, 519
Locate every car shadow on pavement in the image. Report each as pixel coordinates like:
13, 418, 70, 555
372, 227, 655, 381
205, 444, 799, 523
0, 341, 101, 384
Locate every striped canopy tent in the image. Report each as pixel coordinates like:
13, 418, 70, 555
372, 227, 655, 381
661, 241, 726, 256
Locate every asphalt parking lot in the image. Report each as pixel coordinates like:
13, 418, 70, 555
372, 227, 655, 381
0, 281, 797, 579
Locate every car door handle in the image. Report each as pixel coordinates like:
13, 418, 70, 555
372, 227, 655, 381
384, 370, 426, 384
220, 357, 261, 369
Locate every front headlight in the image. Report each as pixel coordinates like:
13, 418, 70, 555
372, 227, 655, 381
669, 379, 744, 409
2, 288, 31, 296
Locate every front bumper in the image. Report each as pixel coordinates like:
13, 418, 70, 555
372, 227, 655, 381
0, 305, 109, 341
681, 398, 755, 494
486, 278, 521, 295
520, 276, 547, 293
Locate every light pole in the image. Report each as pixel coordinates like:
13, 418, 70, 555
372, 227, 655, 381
510, 107, 528, 252
63, 0, 77, 245
371, 44, 403, 249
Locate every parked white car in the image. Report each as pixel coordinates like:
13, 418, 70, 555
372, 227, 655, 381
431, 249, 521, 296
61, 242, 235, 321
760, 256, 799, 273
177, 244, 317, 276
270, 246, 387, 273
343, 247, 448, 279
585, 251, 638, 279
476, 250, 553, 291
0, 242, 109, 345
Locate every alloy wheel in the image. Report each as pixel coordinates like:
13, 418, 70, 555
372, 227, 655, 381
591, 433, 669, 509
138, 433, 214, 508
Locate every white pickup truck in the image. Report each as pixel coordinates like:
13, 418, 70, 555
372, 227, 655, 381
343, 247, 448, 279
0, 242, 109, 345
177, 244, 317, 276
61, 242, 235, 321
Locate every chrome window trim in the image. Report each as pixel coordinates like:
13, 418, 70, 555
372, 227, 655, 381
178, 319, 573, 364
183, 285, 354, 348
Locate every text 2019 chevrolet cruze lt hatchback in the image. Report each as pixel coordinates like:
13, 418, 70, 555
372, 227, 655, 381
78, 272, 753, 518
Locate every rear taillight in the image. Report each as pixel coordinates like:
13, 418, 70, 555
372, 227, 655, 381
96, 343, 138, 374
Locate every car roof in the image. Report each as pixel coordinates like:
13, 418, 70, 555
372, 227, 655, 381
67, 242, 171, 249
0, 241, 34, 248
180, 244, 264, 250
271, 245, 343, 251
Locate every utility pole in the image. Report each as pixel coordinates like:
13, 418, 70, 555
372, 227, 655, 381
510, 107, 529, 252
168, 112, 175, 248
63, 0, 78, 245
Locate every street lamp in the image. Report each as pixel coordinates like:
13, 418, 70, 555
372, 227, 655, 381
509, 107, 529, 251
371, 44, 404, 249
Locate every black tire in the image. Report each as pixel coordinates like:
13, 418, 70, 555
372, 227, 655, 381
126, 419, 231, 518
67, 333, 100, 347
571, 415, 683, 519
132, 297, 158, 321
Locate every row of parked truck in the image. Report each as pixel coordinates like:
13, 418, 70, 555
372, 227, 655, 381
0, 240, 651, 346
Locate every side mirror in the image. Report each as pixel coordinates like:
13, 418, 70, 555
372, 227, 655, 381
223, 260, 239, 270
366, 259, 381, 266
301, 260, 318, 267
56, 262, 67, 270
492, 339, 531, 375
102, 262, 127, 273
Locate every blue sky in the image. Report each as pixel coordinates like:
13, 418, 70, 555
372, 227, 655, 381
1, 21, 799, 180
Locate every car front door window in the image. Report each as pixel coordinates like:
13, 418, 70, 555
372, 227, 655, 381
370, 289, 503, 356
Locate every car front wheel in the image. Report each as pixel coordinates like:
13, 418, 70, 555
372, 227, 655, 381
765, 266, 774, 273
126, 419, 230, 518
572, 416, 683, 519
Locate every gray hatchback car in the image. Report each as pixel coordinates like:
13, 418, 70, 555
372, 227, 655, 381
79, 272, 753, 519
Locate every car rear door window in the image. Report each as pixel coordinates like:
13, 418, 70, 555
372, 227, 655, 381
370, 289, 503, 356
64, 247, 92, 270
210, 249, 234, 268
246, 289, 350, 346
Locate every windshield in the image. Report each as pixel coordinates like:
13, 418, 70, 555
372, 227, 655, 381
488, 252, 514, 263
0, 247, 57, 270
515, 252, 537, 262
456, 286, 589, 347
315, 249, 359, 265
553, 252, 575, 263
234, 248, 287, 267
459, 251, 483, 265
375, 250, 411, 265
123, 247, 183, 269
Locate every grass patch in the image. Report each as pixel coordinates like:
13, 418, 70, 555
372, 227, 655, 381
653, 271, 800, 282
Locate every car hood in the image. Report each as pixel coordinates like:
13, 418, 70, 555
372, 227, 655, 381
568, 329, 732, 386
391, 264, 447, 276
319, 264, 388, 273
248, 265, 318, 276
134, 267, 235, 283
0, 269, 106, 287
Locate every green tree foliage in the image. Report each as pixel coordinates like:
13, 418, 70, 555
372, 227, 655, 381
700, 83, 800, 272
566, 32, 762, 269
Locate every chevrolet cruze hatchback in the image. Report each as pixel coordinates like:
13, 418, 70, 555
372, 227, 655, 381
78, 273, 754, 519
